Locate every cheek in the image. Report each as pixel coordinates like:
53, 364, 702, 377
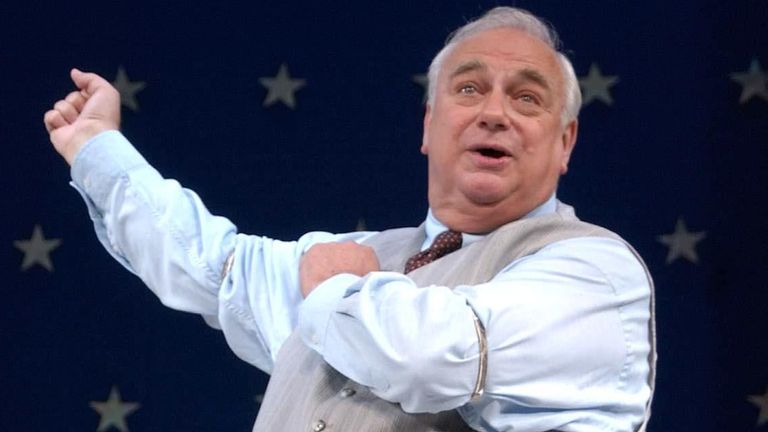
518, 141, 563, 179
429, 121, 462, 155
521, 135, 544, 155
435, 105, 473, 133
521, 123, 562, 156
519, 120, 551, 153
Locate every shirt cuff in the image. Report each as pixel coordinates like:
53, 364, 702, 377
70, 129, 150, 210
298, 273, 362, 352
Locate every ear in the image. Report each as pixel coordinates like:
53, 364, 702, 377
420, 104, 432, 155
559, 119, 578, 174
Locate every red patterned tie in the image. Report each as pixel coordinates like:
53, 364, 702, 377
404, 230, 463, 274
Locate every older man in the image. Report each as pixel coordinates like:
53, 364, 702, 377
44, 7, 654, 432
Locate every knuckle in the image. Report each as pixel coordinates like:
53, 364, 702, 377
54, 100, 70, 111
47, 110, 61, 121
66, 91, 82, 103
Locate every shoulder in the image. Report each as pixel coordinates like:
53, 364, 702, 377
501, 235, 649, 296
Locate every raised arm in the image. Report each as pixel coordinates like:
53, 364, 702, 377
41, 69, 363, 373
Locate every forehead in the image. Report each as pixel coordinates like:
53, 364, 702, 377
442, 27, 563, 85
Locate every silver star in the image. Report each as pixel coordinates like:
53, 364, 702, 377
730, 58, 768, 104
748, 387, 768, 426
579, 63, 619, 106
14, 224, 61, 271
112, 66, 146, 112
412, 73, 429, 103
656, 218, 706, 264
90, 386, 141, 432
259, 64, 306, 109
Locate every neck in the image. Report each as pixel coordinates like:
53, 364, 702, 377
430, 193, 556, 234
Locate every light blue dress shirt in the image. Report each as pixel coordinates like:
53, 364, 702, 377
71, 130, 651, 432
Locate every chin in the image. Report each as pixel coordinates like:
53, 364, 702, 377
460, 179, 513, 206
463, 190, 509, 207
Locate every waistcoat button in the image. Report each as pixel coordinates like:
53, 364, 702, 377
313, 420, 326, 431
339, 388, 356, 398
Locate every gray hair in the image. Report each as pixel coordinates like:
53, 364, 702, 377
426, 7, 581, 125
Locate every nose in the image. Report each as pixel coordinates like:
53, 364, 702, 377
478, 90, 510, 131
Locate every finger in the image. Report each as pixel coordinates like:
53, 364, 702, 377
54, 100, 79, 123
64, 90, 87, 112
43, 109, 68, 133
70, 68, 113, 96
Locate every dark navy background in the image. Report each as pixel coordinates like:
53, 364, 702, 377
3, 1, 767, 430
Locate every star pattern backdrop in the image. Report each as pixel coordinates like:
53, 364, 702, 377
2, 1, 767, 431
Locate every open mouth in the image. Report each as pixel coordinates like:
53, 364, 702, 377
477, 148, 509, 159
468, 144, 512, 167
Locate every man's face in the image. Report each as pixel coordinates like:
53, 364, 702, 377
422, 27, 577, 233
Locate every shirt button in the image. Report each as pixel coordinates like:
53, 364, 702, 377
312, 420, 326, 431
339, 388, 356, 398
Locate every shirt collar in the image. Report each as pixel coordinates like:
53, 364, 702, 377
422, 194, 558, 250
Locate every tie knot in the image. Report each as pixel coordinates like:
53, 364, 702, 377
430, 230, 463, 256
404, 230, 462, 274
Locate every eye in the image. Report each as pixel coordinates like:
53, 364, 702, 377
518, 93, 539, 104
458, 84, 478, 95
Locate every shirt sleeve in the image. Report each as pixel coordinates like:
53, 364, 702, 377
70, 130, 236, 314
297, 236, 651, 431
69, 130, 373, 374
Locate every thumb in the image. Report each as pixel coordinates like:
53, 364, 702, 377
70, 68, 112, 97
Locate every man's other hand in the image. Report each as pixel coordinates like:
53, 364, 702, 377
43, 68, 121, 165
300, 242, 380, 298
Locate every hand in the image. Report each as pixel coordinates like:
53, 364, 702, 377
299, 242, 380, 298
43, 68, 121, 165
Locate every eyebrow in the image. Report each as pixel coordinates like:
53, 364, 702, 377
448, 61, 552, 91
449, 60, 487, 79
516, 68, 551, 90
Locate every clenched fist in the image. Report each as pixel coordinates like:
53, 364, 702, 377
43, 68, 121, 165
299, 241, 380, 298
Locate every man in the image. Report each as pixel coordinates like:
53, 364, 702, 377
44, 7, 654, 432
